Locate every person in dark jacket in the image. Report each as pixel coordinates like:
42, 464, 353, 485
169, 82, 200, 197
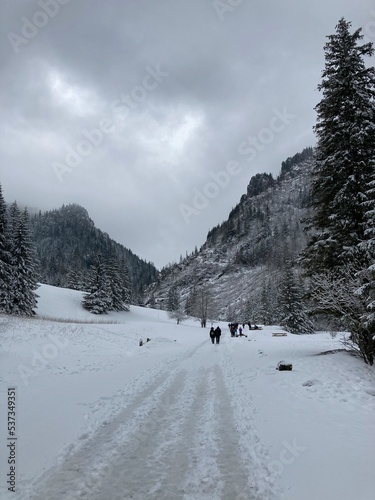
214, 326, 221, 344
209, 327, 215, 344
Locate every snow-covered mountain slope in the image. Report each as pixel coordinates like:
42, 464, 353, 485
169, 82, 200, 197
147, 149, 315, 320
1, 284, 374, 499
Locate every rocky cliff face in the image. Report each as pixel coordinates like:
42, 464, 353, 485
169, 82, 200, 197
147, 148, 314, 322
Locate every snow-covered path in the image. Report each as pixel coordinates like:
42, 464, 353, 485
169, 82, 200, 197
25, 341, 277, 500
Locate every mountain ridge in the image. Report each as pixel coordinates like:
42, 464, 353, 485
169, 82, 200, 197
147, 147, 314, 321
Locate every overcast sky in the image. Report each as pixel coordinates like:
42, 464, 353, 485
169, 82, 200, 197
1, 0, 374, 269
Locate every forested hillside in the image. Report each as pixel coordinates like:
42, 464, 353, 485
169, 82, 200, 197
30, 204, 158, 299
147, 148, 314, 324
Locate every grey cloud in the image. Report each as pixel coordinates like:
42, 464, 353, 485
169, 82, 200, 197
1, 0, 374, 268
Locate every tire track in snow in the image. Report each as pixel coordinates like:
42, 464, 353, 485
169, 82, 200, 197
96, 345, 257, 500
90, 367, 201, 499
24, 340, 279, 499
90, 346, 222, 498
218, 344, 280, 499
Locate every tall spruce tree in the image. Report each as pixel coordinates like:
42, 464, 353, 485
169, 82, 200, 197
301, 19, 375, 363
120, 257, 131, 310
0, 184, 12, 313
253, 278, 279, 326
82, 254, 112, 314
8, 206, 39, 315
279, 265, 314, 334
66, 268, 81, 290
302, 18, 375, 275
108, 253, 127, 312
6, 202, 21, 313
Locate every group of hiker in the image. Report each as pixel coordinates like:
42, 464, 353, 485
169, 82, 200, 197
228, 322, 247, 337
229, 322, 260, 336
210, 322, 261, 344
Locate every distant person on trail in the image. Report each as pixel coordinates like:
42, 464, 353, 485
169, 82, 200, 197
214, 326, 221, 344
209, 327, 215, 344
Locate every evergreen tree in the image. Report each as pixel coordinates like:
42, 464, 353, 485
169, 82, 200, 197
279, 265, 314, 334
302, 18, 375, 275
82, 254, 112, 314
356, 171, 375, 363
300, 18, 375, 362
255, 280, 274, 326
167, 287, 186, 324
66, 268, 81, 290
107, 253, 126, 312
0, 185, 12, 313
250, 276, 281, 326
167, 286, 179, 312
8, 206, 39, 315
6, 202, 22, 313
119, 257, 131, 310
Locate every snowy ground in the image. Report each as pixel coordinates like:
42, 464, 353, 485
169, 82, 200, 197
0, 284, 375, 499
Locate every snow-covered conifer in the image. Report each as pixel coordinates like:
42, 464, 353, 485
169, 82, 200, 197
8, 206, 39, 315
66, 268, 81, 290
0, 184, 12, 313
279, 265, 314, 334
82, 254, 112, 314
120, 257, 131, 310
108, 253, 127, 311
302, 18, 375, 275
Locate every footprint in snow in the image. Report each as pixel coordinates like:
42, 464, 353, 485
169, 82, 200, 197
302, 379, 322, 387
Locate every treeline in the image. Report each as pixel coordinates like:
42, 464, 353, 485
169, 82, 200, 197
0, 193, 157, 315
0, 184, 39, 315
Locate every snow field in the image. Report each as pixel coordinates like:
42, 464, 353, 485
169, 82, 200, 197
0, 284, 374, 499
